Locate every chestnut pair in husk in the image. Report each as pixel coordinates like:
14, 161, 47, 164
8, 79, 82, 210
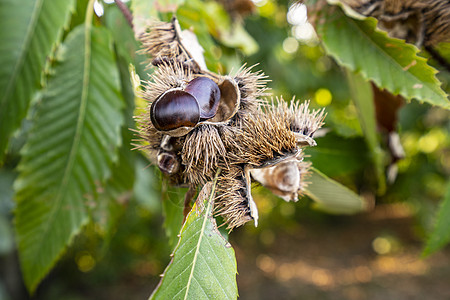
150, 77, 220, 131
135, 17, 325, 229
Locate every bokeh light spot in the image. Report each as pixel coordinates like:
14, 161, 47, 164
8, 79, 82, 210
372, 237, 391, 255
315, 88, 332, 106
292, 23, 318, 43
76, 251, 96, 273
417, 129, 445, 153
282, 37, 299, 54
287, 3, 307, 26
256, 254, 276, 273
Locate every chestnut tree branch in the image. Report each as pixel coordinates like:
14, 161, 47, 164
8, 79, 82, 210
114, 0, 133, 29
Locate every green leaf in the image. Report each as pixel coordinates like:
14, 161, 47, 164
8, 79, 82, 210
94, 54, 136, 239
151, 175, 238, 300
345, 69, 386, 193
304, 133, 370, 177
201, 1, 258, 56
423, 181, 450, 256
104, 4, 148, 80
0, 0, 76, 162
162, 184, 186, 248
0, 168, 16, 213
0, 168, 16, 255
134, 159, 161, 213
305, 168, 367, 214
316, 5, 449, 109
14, 24, 124, 293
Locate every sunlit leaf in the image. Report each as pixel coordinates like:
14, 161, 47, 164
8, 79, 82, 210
317, 5, 449, 109
305, 168, 367, 214
423, 181, 450, 256
151, 175, 238, 300
14, 24, 124, 293
0, 0, 76, 162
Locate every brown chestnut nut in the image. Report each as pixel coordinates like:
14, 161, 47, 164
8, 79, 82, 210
157, 151, 180, 174
150, 77, 221, 132
150, 90, 200, 131
185, 77, 221, 120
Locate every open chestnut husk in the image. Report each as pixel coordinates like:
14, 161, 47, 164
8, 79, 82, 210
136, 18, 326, 230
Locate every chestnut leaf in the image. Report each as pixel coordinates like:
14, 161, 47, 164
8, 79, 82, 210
151, 173, 238, 300
0, 0, 76, 162
305, 168, 368, 214
14, 24, 124, 293
423, 181, 450, 257
316, 5, 449, 109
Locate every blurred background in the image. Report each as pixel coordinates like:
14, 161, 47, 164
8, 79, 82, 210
1, 0, 449, 299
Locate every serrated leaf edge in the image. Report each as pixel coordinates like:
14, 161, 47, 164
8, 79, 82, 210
319, 5, 449, 109
150, 170, 223, 299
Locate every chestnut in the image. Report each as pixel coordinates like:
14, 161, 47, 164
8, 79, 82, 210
157, 151, 180, 174
150, 90, 200, 131
150, 77, 221, 131
184, 77, 220, 120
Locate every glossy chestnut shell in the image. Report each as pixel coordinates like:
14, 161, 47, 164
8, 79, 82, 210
150, 90, 200, 131
150, 77, 222, 132
185, 77, 221, 120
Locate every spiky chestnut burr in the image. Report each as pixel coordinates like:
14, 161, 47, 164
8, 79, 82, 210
140, 17, 207, 73
134, 18, 326, 229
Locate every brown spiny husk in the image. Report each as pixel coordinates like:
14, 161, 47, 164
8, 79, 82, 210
226, 108, 297, 167
142, 62, 194, 105
423, 0, 450, 45
140, 18, 193, 68
281, 99, 326, 138
214, 166, 252, 229
181, 125, 228, 186
231, 65, 270, 124
224, 99, 325, 167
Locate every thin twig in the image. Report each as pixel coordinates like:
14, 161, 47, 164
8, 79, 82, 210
114, 0, 134, 29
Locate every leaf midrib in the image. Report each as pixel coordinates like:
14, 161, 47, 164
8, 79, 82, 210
183, 198, 212, 299
32, 1, 94, 261
183, 178, 218, 300
0, 0, 43, 110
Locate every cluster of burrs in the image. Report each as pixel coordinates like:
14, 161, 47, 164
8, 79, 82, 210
134, 17, 325, 229
340, 0, 450, 46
